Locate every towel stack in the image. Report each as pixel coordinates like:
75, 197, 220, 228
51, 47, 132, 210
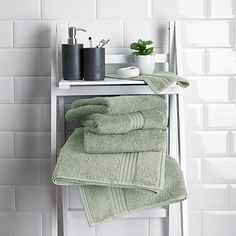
53, 96, 187, 226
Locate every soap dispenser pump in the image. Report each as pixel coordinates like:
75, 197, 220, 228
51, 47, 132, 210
62, 27, 86, 80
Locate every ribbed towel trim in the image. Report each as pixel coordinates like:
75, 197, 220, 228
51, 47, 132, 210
119, 153, 138, 184
110, 188, 128, 215
129, 112, 144, 130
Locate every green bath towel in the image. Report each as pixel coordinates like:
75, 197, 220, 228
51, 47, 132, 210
82, 109, 167, 134
106, 71, 189, 94
66, 95, 166, 121
84, 129, 166, 154
79, 155, 187, 226
52, 128, 166, 192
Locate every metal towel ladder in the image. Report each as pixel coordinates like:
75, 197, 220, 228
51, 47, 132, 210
51, 21, 188, 236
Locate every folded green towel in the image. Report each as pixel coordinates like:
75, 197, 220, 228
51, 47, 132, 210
84, 129, 166, 154
79, 155, 187, 226
106, 71, 189, 94
52, 128, 166, 192
82, 109, 167, 134
66, 95, 166, 121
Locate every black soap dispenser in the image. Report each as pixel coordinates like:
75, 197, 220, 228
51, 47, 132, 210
62, 27, 86, 80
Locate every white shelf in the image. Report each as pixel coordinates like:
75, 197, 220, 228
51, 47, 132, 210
57, 78, 180, 95
59, 78, 145, 89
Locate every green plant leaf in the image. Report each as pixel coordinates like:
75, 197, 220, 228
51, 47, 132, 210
144, 47, 154, 55
130, 43, 138, 50
145, 40, 153, 45
138, 39, 143, 45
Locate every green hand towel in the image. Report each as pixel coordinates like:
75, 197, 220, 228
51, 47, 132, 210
82, 109, 167, 134
52, 128, 166, 192
66, 95, 166, 121
79, 155, 187, 227
106, 71, 189, 94
84, 129, 166, 154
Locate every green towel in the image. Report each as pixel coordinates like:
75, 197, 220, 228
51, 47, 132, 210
66, 95, 166, 121
84, 129, 166, 154
52, 128, 166, 192
81, 109, 167, 134
106, 71, 189, 94
79, 155, 187, 226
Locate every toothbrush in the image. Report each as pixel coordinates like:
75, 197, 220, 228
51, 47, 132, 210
88, 37, 93, 48
100, 39, 110, 48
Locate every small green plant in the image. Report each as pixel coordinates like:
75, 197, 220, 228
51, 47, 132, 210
130, 39, 154, 56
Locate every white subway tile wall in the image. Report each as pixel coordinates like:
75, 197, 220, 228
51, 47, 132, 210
0, 0, 234, 235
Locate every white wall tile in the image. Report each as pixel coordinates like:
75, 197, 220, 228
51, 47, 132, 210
69, 20, 123, 48
186, 131, 229, 157
16, 185, 52, 211
15, 132, 50, 159
15, 77, 50, 104
180, 21, 231, 47
206, 104, 236, 129
40, 160, 51, 185
184, 76, 230, 102
40, 49, 51, 75
0, 160, 40, 184
149, 218, 168, 236
96, 218, 149, 236
203, 158, 236, 183
0, 0, 40, 19
182, 49, 205, 75
42, 213, 51, 236
0, 186, 15, 211
0, 104, 41, 131
69, 186, 83, 209
68, 219, 95, 236
152, 0, 205, 18
0, 49, 41, 75
0, 77, 14, 103
209, 0, 236, 18
188, 185, 229, 210
203, 211, 236, 235
185, 104, 203, 129
0, 132, 14, 159
97, 0, 149, 19
189, 211, 202, 236
0, 21, 12, 47
14, 20, 53, 48
0, 212, 41, 236
42, 0, 96, 19
41, 104, 50, 131
231, 131, 236, 156
208, 49, 236, 74
186, 158, 202, 183
123, 20, 168, 48
230, 185, 236, 209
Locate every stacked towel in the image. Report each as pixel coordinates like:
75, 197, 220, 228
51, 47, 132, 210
82, 109, 167, 134
53, 95, 187, 226
53, 128, 166, 192
65, 95, 166, 121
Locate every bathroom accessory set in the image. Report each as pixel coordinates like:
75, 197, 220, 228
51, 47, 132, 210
62, 27, 110, 81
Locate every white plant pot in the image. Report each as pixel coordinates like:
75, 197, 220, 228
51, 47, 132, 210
135, 54, 156, 75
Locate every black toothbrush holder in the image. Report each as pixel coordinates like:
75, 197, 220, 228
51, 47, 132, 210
82, 48, 105, 81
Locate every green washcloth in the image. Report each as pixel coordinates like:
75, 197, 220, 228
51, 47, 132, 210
84, 129, 166, 154
79, 155, 187, 227
66, 95, 166, 121
52, 128, 166, 192
82, 109, 167, 134
106, 71, 189, 94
